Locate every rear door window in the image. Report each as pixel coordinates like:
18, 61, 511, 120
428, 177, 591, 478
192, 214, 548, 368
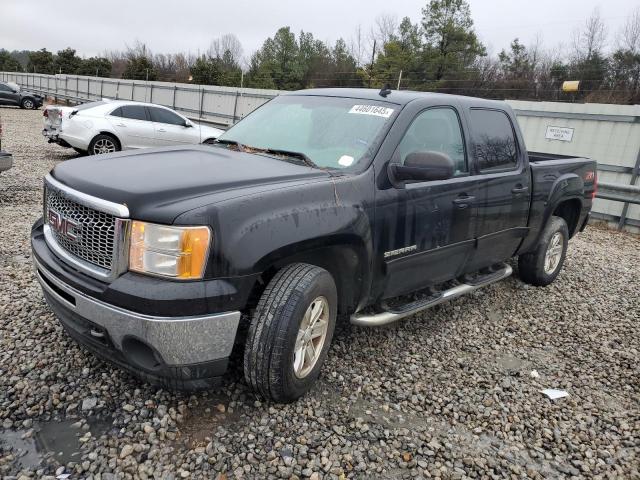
469, 109, 519, 172
119, 105, 148, 121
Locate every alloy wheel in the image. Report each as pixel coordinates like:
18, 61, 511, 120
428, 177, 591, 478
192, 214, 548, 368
293, 296, 330, 379
544, 232, 564, 274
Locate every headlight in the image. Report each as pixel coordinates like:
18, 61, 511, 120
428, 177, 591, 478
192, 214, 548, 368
129, 221, 211, 279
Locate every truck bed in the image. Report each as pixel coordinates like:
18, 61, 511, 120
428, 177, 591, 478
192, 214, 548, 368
519, 151, 597, 253
528, 151, 584, 163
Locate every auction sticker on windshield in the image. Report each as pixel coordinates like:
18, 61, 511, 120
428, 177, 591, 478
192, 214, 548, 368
349, 105, 394, 118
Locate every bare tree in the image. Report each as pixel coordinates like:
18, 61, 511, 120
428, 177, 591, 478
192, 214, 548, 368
207, 33, 243, 63
349, 24, 367, 67
572, 8, 607, 60
369, 13, 399, 54
618, 7, 640, 54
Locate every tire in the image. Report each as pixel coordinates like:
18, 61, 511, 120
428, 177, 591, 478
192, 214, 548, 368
518, 215, 569, 286
88, 134, 120, 155
244, 263, 337, 403
20, 98, 35, 110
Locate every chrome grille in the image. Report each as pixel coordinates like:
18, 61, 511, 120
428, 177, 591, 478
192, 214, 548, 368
45, 187, 116, 270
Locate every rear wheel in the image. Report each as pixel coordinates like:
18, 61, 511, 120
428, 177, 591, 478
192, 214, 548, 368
20, 98, 35, 109
88, 134, 120, 155
518, 216, 569, 286
244, 263, 337, 402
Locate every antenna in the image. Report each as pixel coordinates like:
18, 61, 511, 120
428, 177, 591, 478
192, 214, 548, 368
379, 83, 392, 98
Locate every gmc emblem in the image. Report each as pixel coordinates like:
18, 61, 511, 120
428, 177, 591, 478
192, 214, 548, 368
48, 209, 79, 241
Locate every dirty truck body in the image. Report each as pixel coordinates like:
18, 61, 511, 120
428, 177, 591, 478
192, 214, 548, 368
31, 89, 596, 402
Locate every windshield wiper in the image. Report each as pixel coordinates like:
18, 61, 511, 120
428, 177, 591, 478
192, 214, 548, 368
263, 148, 318, 169
214, 141, 319, 169
214, 139, 246, 151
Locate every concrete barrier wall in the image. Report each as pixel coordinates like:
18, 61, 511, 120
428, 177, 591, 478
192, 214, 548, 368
3, 72, 638, 231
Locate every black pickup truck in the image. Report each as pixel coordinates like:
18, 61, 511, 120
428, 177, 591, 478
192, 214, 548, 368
31, 88, 596, 402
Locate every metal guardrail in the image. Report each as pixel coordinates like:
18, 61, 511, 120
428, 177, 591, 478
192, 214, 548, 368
596, 182, 640, 205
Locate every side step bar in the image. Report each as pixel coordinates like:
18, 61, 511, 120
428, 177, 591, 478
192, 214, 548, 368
350, 264, 513, 327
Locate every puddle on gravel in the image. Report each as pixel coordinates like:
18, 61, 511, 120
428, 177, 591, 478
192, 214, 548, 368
496, 354, 525, 373
0, 417, 112, 470
177, 395, 240, 448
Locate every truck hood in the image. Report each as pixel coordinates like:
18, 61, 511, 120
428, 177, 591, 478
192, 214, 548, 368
50, 145, 330, 223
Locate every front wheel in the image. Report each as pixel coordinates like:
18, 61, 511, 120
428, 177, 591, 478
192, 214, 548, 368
20, 98, 35, 109
244, 263, 337, 403
518, 215, 569, 286
88, 134, 120, 155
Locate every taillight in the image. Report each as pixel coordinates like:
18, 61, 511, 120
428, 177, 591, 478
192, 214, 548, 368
586, 171, 598, 200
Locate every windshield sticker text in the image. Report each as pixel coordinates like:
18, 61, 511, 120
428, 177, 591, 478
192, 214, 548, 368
349, 105, 394, 118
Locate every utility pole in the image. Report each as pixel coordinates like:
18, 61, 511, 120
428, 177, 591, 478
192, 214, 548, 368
397, 70, 403, 90
368, 40, 376, 88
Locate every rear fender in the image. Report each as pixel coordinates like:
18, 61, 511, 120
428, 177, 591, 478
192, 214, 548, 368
525, 172, 584, 251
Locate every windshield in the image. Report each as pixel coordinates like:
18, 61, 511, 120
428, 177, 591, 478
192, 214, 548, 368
7, 82, 20, 92
217, 95, 397, 169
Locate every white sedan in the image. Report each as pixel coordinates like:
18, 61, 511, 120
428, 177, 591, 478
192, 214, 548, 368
42, 100, 224, 155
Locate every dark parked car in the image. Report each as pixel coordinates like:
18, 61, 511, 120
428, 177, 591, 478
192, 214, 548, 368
31, 88, 597, 402
0, 81, 43, 109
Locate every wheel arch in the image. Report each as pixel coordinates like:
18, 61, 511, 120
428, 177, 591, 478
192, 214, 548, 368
552, 198, 582, 238
91, 131, 122, 150
246, 236, 369, 316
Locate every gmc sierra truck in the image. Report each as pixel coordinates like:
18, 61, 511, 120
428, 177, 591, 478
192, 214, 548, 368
31, 89, 597, 402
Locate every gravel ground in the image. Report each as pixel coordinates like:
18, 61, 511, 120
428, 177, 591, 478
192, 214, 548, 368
0, 107, 639, 479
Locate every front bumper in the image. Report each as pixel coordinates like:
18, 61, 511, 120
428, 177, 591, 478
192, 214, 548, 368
32, 223, 244, 390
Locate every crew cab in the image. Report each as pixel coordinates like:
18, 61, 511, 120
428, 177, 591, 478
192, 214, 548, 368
31, 89, 596, 402
42, 100, 223, 155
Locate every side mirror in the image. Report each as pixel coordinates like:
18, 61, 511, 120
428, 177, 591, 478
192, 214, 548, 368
184, 120, 193, 128
389, 151, 455, 183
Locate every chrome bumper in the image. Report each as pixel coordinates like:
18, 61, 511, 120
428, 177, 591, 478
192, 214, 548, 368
34, 256, 241, 366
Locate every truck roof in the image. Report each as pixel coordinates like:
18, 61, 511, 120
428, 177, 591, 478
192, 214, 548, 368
285, 88, 509, 109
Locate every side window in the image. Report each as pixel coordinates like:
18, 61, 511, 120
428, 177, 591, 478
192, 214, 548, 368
0, 84, 12, 92
109, 107, 122, 117
397, 108, 467, 176
148, 107, 185, 126
469, 109, 518, 172
120, 105, 148, 121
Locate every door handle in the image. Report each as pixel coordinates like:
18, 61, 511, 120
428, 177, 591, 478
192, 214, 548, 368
512, 185, 529, 194
453, 195, 475, 208
115, 123, 126, 127
157, 128, 166, 132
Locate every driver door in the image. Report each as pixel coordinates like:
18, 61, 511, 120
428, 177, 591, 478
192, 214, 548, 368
379, 106, 481, 298
148, 106, 197, 146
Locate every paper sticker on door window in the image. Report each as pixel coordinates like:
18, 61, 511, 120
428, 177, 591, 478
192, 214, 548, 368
349, 105, 394, 118
338, 155, 354, 166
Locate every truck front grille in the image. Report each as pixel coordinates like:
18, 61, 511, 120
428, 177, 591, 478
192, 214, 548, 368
45, 187, 116, 270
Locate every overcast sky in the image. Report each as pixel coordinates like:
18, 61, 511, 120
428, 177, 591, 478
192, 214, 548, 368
0, 0, 634, 62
